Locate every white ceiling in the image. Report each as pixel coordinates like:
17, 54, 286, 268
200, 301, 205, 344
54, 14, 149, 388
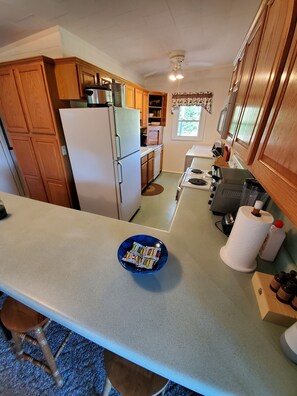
0, 0, 261, 78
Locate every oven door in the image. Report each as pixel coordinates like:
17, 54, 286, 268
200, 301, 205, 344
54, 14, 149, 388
176, 172, 185, 201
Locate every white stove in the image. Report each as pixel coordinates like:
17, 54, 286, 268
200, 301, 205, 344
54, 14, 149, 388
176, 167, 212, 200
181, 167, 212, 190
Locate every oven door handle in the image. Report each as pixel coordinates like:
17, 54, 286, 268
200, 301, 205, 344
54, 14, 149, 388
178, 172, 186, 188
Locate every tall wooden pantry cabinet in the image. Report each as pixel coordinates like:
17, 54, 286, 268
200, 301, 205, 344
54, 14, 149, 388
0, 56, 78, 208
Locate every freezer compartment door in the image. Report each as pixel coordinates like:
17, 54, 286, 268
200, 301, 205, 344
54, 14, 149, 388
114, 107, 140, 159
116, 151, 141, 221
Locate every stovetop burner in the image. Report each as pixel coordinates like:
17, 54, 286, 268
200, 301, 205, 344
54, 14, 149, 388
188, 178, 208, 186
208, 170, 212, 176
191, 169, 203, 174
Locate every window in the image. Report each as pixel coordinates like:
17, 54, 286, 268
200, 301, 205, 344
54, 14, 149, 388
172, 105, 205, 141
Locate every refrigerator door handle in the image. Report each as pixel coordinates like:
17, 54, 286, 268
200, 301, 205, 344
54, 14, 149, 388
117, 161, 123, 203
115, 134, 121, 159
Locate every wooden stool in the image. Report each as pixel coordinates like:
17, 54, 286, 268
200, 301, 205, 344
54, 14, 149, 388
1, 297, 71, 387
103, 350, 169, 396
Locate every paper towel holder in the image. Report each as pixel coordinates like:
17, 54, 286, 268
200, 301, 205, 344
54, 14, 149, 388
220, 202, 274, 272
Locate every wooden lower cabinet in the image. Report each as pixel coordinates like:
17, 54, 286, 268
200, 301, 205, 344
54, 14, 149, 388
141, 155, 148, 191
141, 151, 156, 190
32, 136, 71, 207
10, 134, 48, 202
11, 134, 72, 207
147, 152, 154, 184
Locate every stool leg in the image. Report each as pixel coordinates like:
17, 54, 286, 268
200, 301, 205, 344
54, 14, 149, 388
102, 377, 112, 396
34, 326, 63, 387
11, 331, 24, 360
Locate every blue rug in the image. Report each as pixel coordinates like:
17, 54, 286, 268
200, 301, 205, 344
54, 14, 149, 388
0, 294, 201, 395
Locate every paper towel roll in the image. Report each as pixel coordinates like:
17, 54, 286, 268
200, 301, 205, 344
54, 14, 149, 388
220, 206, 274, 272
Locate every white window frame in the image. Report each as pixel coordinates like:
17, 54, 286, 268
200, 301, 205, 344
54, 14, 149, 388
171, 105, 206, 141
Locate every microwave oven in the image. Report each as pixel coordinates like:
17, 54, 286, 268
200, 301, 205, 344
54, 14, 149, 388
217, 88, 238, 139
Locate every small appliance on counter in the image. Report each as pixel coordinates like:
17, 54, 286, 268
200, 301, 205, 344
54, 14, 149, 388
216, 176, 269, 236
84, 85, 113, 107
140, 128, 147, 147
211, 141, 223, 157
240, 178, 269, 207
208, 165, 252, 215
221, 212, 236, 236
102, 81, 126, 107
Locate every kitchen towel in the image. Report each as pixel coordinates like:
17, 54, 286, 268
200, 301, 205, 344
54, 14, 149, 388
220, 205, 274, 272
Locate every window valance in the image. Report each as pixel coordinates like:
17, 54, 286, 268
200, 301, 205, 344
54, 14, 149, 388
172, 91, 213, 114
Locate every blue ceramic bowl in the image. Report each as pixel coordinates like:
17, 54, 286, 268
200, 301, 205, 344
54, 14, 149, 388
117, 234, 168, 274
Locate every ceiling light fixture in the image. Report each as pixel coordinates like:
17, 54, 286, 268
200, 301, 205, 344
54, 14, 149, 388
168, 50, 185, 81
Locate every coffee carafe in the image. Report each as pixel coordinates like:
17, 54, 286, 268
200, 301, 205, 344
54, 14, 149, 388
240, 178, 269, 208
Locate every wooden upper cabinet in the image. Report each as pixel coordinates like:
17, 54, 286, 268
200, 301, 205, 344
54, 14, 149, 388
14, 63, 56, 135
125, 85, 135, 108
134, 88, 143, 110
0, 67, 28, 133
77, 64, 99, 97
227, 15, 265, 142
134, 88, 143, 125
54, 57, 100, 100
251, 28, 297, 226
232, 0, 297, 163
161, 93, 167, 126
148, 92, 168, 127
142, 91, 148, 128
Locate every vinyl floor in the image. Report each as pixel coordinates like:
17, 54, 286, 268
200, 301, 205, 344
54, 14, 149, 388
131, 171, 181, 230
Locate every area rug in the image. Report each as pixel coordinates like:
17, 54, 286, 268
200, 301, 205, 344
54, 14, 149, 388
142, 183, 164, 196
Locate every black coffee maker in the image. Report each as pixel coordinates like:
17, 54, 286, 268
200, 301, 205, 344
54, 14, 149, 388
220, 178, 269, 236
221, 212, 236, 236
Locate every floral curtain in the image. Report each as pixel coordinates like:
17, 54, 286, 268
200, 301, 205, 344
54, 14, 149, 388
172, 91, 213, 114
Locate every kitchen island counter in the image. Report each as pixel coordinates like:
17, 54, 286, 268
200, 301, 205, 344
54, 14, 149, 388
0, 190, 296, 396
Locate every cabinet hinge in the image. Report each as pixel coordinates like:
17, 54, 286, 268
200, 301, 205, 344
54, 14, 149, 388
61, 145, 68, 156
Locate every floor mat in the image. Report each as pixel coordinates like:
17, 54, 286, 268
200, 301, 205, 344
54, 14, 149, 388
142, 183, 164, 196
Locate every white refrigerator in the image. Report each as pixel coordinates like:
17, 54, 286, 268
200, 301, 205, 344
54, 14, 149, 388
59, 106, 141, 221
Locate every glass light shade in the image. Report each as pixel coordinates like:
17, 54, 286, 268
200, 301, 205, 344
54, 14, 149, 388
176, 71, 184, 79
169, 72, 177, 81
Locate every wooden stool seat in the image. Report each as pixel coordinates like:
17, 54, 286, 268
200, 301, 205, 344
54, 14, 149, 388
1, 297, 71, 388
103, 350, 168, 396
1, 297, 48, 332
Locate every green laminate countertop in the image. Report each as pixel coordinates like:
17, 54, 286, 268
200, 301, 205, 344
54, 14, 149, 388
0, 186, 296, 395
